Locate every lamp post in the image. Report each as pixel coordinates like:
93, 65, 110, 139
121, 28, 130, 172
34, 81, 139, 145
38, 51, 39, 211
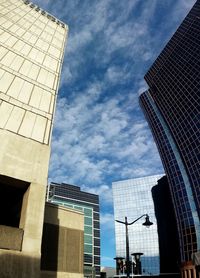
114, 257, 125, 275
131, 252, 144, 275
115, 214, 153, 278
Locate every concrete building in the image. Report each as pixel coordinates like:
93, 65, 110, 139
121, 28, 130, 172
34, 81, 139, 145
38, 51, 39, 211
0, 0, 68, 277
100, 267, 116, 278
47, 183, 101, 278
139, 1, 200, 276
112, 174, 163, 276
41, 203, 84, 278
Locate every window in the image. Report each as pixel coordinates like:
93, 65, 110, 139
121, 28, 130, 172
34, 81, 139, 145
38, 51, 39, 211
84, 225, 92, 235
84, 244, 93, 254
84, 208, 92, 217
84, 217, 92, 226
84, 235, 92, 244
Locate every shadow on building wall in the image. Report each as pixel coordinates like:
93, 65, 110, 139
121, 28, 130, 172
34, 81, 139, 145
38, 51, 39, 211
0, 252, 41, 278
0, 202, 84, 278
41, 202, 84, 277
41, 222, 59, 275
40, 203, 59, 278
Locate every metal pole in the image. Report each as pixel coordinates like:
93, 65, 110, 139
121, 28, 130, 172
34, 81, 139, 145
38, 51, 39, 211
125, 216, 130, 278
115, 214, 152, 278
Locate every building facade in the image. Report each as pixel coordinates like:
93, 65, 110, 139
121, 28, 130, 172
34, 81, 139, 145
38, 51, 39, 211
47, 183, 101, 278
112, 174, 163, 276
41, 203, 84, 278
139, 0, 200, 274
100, 266, 116, 278
0, 0, 67, 277
152, 176, 180, 276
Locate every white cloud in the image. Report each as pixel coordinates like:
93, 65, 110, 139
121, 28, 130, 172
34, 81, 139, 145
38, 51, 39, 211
67, 29, 93, 54
49, 72, 163, 186
101, 212, 115, 231
105, 65, 132, 84
81, 184, 113, 206
35, 0, 161, 84
60, 64, 73, 86
176, 0, 196, 13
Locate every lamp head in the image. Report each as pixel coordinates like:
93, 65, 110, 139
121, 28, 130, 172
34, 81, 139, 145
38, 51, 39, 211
131, 252, 144, 261
142, 214, 153, 227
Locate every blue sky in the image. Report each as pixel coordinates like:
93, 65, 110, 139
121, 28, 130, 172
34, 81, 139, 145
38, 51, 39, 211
34, 0, 195, 267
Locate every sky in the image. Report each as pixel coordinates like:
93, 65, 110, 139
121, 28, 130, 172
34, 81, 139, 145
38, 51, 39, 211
33, 0, 195, 267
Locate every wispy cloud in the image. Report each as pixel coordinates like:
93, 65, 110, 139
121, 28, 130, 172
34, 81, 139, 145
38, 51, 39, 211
101, 213, 115, 228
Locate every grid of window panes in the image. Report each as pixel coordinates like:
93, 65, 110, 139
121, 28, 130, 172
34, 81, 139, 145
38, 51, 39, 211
140, 92, 198, 262
112, 175, 163, 275
0, 0, 67, 144
48, 183, 101, 278
144, 0, 200, 219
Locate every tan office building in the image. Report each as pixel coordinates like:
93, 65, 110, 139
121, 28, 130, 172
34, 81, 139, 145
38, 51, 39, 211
0, 1, 81, 277
41, 203, 84, 278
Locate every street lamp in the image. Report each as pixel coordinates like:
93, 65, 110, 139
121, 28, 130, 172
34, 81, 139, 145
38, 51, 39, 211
115, 214, 153, 277
114, 257, 125, 275
131, 252, 144, 275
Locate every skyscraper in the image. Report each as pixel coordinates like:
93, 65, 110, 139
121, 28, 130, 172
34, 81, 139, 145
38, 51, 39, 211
0, 0, 67, 277
152, 176, 180, 276
112, 174, 163, 276
140, 0, 200, 274
47, 183, 101, 278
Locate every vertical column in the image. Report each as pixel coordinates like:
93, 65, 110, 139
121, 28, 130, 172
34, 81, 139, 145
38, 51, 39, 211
181, 263, 197, 278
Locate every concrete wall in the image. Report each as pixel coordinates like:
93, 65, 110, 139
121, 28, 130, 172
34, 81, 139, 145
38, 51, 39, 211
0, 225, 23, 251
0, 129, 50, 185
41, 203, 84, 278
0, 249, 41, 278
0, 0, 68, 277
0, 131, 48, 278
0, 129, 49, 255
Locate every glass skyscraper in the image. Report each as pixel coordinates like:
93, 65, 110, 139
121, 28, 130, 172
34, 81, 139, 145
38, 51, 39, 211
47, 183, 100, 278
112, 174, 163, 276
139, 0, 200, 272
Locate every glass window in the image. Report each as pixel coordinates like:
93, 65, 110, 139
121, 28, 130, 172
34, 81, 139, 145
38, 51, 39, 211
84, 244, 92, 254
64, 204, 73, 208
74, 206, 83, 211
84, 208, 92, 217
84, 234, 92, 244
84, 225, 92, 235
84, 217, 92, 226
55, 201, 63, 205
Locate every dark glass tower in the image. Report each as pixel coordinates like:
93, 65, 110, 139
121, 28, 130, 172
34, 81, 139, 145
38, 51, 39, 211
152, 176, 180, 275
140, 0, 200, 266
47, 183, 100, 278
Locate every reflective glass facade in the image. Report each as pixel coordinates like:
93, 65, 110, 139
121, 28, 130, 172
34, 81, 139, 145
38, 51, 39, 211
112, 174, 163, 275
48, 183, 100, 278
140, 0, 200, 264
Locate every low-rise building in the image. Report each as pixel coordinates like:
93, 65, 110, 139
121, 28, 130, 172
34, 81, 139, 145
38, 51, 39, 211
48, 182, 101, 278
